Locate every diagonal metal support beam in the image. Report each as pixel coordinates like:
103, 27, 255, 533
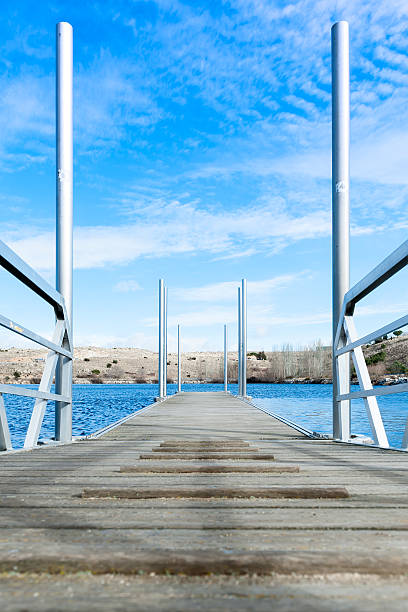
344, 316, 389, 448
24, 320, 65, 449
401, 420, 408, 451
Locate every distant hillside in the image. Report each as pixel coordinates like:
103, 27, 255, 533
0, 335, 406, 385
361, 333, 408, 383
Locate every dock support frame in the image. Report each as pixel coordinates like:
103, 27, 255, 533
55, 21, 73, 443
164, 287, 168, 397
177, 324, 181, 393
332, 21, 350, 441
158, 279, 165, 399
238, 287, 242, 395
224, 324, 228, 393
241, 279, 247, 398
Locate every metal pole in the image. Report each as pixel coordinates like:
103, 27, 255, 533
332, 21, 350, 441
164, 287, 168, 397
238, 287, 242, 395
55, 22, 73, 442
158, 279, 165, 398
241, 279, 247, 398
177, 324, 181, 393
224, 324, 228, 393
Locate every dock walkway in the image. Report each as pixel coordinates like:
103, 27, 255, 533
2, 391, 408, 610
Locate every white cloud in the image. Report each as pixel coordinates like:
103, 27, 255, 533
356, 302, 408, 318
75, 50, 163, 151
0, 46, 163, 167
0, 71, 52, 169
174, 274, 307, 302
113, 280, 142, 292
6, 199, 331, 272
163, 305, 332, 330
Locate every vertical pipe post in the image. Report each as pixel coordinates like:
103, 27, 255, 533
241, 279, 247, 398
158, 279, 165, 399
224, 324, 228, 393
164, 287, 168, 397
238, 287, 242, 395
177, 324, 181, 393
332, 21, 350, 441
55, 22, 73, 442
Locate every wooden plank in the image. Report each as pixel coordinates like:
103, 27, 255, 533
81, 486, 350, 499
119, 464, 300, 473
139, 453, 276, 460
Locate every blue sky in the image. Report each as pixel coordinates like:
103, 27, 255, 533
1, 0, 408, 352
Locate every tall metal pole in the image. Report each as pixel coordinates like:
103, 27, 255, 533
158, 279, 165, 399
238, 287, 242, 395
55, 22, 73, 442
332, 21, 350, 441
241, 279, 247, 398
177, 324, 181, 393
164, 287, 168, 397
224, 324, 228, 393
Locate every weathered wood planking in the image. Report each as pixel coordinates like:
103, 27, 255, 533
1, 390, 408, 610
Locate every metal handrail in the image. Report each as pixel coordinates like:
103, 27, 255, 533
335, 314, 408, 357
0, 22, 73, 452
338, 383, 408, 402
0, 242, 72, 452
0, 240, 65, 315
343, 240, 408, 315
0, 384, 71, 403
0, 313, 71, 357
334, 239, 408, 450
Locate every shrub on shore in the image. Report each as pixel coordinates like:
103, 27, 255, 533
388, 360, 407, 374
366, 351, 386, 365
248, 351, 267, 360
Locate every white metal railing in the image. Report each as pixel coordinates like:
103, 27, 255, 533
0, 22, 73, 451
330, 21, 408, 449
334, 239, 408, 449
0, 240, 72, 451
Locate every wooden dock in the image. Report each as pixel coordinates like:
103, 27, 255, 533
2, 391, 408, 610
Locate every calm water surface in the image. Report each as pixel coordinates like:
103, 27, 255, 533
4, 382, 408, 449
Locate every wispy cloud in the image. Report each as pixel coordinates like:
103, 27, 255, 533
0, 71, 52, 170
5, 198, 332, 271
75, 50, 163, 152
174, 274, 307, 302
162, 305, 332, 330
113, 279, 142, 293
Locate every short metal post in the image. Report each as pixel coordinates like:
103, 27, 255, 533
177, 324, 181, 393
238, 287, 242, 395
241, 279, 247, 398
224, 324, 228, 393
55, 21, 73, 442
164, 287, 168, 397
0, 394, 12, 451
158, 279, 165, 398
332, 21, 350, 440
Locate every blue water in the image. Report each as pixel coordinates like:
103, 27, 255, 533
3, 383, 408, 449
249, 383, 408, 449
